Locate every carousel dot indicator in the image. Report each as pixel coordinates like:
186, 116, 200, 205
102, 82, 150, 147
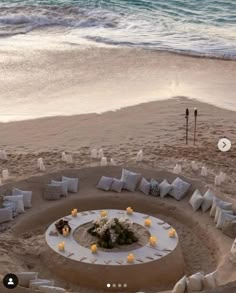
107, 283, 111, 288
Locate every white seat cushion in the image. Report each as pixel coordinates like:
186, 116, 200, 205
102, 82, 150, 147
189, 190, 203, 212
39, 285, 66, 293
51, 180, 68, 196
169, 177, 191, 201
110, 179, 124, 193
44, 184, 62, 200
172, 275, 186, 293
159, 179, 172, 198
149, 179, 159, 196
2, 200, 18, 217
0, 207, 12, 223
139, 178, 151, 195
16, 272, 38, 287
214, 206, 233, 224
216, 210, 236, 229
29, 279, 54, 290
121, 169, 141, 192
201, 189, 215, 212
203, 272, 216, 289
97, 176, 113, 191
4, 195, 24, 213
12, 188, 32, 208
62, 176, 79, 193
210, 198, 232, 218
186, 272, 204, 292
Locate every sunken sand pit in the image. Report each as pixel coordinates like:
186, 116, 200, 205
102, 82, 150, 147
1, 166, 236, 293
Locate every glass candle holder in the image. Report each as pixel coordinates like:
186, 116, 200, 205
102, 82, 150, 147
169, 228, 176, 238
149, 236, 157, 246
126, 207, 133, 215
100, 210, 108, 218
127, 253, 135, 263
144, 218, 152, 227
58, 241, 65, 251
91, 244, 98, 254
71, 209, 77, 217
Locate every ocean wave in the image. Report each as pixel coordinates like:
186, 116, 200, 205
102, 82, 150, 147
0, 1, 236, 59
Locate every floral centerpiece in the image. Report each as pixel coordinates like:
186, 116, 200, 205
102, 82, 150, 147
87, 216, 138, 249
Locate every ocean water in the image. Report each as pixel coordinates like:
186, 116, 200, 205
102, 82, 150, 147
0, 0, 236, 59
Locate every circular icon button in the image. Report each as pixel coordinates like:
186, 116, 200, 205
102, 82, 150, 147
3, 274, 18, 289
218, 138, 232, 152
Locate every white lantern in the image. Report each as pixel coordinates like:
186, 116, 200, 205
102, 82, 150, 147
37, 158, 45, 171
191, 161, 199, 171
110, 158, 116, 166
231, 239, 236, 264
219, 171, 226, 182
61, 152, 67, 162
214, 175, 221, 186
98, 148, 104, 158
201, 166, 208, 177
66, 154, 73, 164
136, 150, 143, 162
101, 157, 108, 166
173, 164, 182, 174
2, 169, 9, 180
91, 149, 98, 159
0, 150, 8, 161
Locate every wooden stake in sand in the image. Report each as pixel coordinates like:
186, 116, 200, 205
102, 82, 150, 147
194, 108, 198, 145
185, 108, 189, 145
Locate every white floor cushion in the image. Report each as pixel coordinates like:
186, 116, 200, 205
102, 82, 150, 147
0, 207, 13, 223
172, 275, 186, 293
97, 176, 113, 191
201, 189, 215, 212
12, 188, 32, 208
121, 169, 141, 192
189, 190, 203, 211
186, 272, 204, 292
203, 272, 216, 289
214, 207, 233, 224
139, 178, 151, 195
51, 180, 68, 196
110, 179, 124, 193
2, 201, 18, 217
16, 272, 38, 287
216, 210, 236, 229
29, 279, 54, 290
62, 176, 79, 193
169, 177, 191, 201
39, 285, 66, 293
44, 184, 62, 200
210, 198, 232, 218
159, 179, 172, 198
4, 195, 24, 213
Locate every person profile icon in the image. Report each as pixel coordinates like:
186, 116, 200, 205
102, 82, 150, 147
8, 278, 14, 285
3, 273, 18, 289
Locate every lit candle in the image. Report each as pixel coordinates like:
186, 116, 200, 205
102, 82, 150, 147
71, 209, 77, 217
58, 241, 65, 251
62, 226, 70, 237
144, 218, 152, 227
91, 244, 98, 254
126, 207, 133, 215
149, 236, 157, 246
169, 228, 176, 238
127, 253, 135, 263
100, 210, 108, 218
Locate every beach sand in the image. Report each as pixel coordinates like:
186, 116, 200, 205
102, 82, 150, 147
0, 96, 235, 292
0, 42, 236, 292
